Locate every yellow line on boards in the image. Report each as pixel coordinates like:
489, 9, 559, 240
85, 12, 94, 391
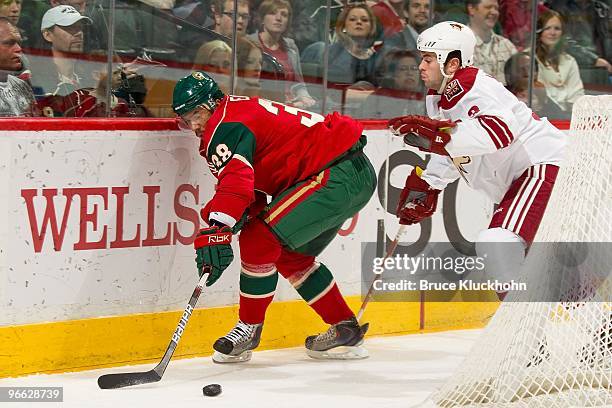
0, 295, 496, 378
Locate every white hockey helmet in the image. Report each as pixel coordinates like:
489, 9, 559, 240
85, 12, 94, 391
417, 21, 477, 68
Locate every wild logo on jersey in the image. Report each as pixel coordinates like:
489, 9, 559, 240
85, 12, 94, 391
444, 79, 464, 102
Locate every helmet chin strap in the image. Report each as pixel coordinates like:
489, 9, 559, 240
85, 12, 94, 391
437, 64, 454, 94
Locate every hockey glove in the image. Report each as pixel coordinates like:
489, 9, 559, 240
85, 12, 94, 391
194, 226, 234, 286
397, 167, 440, 225
388, 115, 456, 156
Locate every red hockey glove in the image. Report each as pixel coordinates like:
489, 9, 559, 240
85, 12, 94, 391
396, 167, 440, 225
194, 226, 234, 286
388, 115, 456, 156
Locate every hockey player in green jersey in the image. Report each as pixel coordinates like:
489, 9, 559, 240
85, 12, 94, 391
173, 71, 376, 363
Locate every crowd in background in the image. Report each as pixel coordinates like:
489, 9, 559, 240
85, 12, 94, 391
0, 0, 610, 119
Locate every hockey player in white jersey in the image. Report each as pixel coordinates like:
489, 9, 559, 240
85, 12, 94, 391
388, 21, 567, 298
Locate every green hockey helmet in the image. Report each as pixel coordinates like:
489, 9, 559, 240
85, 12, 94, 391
172, 71, 225, 116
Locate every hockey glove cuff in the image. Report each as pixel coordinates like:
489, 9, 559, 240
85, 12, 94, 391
194, 226, 234, 286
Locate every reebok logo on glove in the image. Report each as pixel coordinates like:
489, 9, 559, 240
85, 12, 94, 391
194, 225, 234, 286
195, 227, 232, 248
206, 234, 231, 244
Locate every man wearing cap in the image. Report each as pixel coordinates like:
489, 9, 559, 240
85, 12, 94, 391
32, 4, 93, 97
33, 4, 146, 117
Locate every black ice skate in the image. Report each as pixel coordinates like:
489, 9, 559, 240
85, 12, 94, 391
305, 317, 369, 360
212, 320, 263, 363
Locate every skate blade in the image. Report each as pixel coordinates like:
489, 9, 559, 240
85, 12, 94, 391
212, 350, 252, 364
306, 345, 369, 360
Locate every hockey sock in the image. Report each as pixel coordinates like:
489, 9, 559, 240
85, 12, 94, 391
292, 264, 354, 325
238, 263, 279, 324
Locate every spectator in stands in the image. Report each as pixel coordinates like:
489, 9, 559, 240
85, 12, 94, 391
0, 0, 32, 49
371, 0, 409, 38
248, 0, 315, 108
467, 0, 517, 84
546, 0, 612, 74
533, 9, 585, 113
192, 39, 231, 73
235, 35, 263, 97
360, 49, 424, 117
35, 5, 93, 96
302, 3, 381, 87
292, 0, 375, 54
49, 0, 106, 54
211, 0, 250, 38
380, 49, 423, 92
504, 51, 566, 119
301, 3, 382, 114
16, 0, 48, 49
384, 0, 430, 52
0, 17, 38, 116
35, 5, 148, 117
191, 39, 232, 93
0, 0, 32, 79
0, 0, 20, 25
174, 0, 215, 59
405, 0, 430, 35
499, 0, 548, 51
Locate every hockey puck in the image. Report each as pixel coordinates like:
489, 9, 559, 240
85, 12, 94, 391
202, 383, 222, 397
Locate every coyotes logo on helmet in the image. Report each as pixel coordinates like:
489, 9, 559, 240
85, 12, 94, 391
450, 23, 463, 30
444, 79, 464, 102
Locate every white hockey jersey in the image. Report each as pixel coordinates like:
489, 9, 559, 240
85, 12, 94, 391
421, 67, 567, 203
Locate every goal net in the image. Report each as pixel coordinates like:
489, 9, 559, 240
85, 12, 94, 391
426, 95, 612, 407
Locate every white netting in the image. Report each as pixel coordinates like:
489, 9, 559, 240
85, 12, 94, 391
426, 95, 612, 408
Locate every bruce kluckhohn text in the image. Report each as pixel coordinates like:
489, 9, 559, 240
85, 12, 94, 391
373, 279, 528, 292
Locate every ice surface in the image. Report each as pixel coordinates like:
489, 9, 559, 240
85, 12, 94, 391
0, 330, 481, 408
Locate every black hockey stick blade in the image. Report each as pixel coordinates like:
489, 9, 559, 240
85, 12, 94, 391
98, 369, 161, 389
97, 274, 208, 389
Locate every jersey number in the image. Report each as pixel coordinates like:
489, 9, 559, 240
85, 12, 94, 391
257, 98, 324, 128
211, 143, 231, 168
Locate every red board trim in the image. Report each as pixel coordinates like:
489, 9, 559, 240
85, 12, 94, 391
0, 118, 570, 132
0, 118, 181, 132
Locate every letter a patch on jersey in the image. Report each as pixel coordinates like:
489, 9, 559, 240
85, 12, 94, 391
444, 79, 464, 103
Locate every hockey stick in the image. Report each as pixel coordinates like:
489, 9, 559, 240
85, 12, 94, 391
438, 126, 470, 186
356, 225, 407, 322
97, 272, 208, 389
